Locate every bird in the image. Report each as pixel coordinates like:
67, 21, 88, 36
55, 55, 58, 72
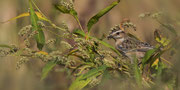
107, 25, 154, 63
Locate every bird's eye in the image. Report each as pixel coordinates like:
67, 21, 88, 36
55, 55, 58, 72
116, 32, 120, 35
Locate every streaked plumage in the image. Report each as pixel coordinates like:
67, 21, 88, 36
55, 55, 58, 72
107, 27, 154, 63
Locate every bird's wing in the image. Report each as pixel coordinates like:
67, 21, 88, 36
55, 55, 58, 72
136, 41, 154, 52
121, 37, 154, 52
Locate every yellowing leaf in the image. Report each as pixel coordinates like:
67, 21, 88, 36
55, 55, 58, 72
155, 37, 170, 46
2, 12, 49, 23
154, 29, 170, 46
151, 58, 159, 68
2, 13, 29, 23
37, 51, 48, 55
35, 12, 49, 21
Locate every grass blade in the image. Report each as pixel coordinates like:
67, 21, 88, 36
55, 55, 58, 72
133, 55, 142, 87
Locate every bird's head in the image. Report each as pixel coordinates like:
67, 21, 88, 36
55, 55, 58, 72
107, 26, 126, 41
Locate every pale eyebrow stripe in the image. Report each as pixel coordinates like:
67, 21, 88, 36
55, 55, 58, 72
115, 30, 123, 33
110, 30, 123, 34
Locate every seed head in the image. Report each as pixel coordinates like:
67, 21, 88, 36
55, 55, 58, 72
16, 57, 29, 69
18, 25, 32, 37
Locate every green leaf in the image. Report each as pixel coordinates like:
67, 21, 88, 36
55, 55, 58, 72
142, 49, 156, 68
0, 44, 12, 48
69, 76, 92, 90
69, 65, 107, 90
73, 29, 85, 36
73, 29, 122, 56
156, 58, 163, 78
41, 61, 57, 80
99, 70, 111, 86
98, 40, 122, 56
87, 0, 120, 32
70, 9, 78, 17
29, 0, 45, 50
133, 56, 142, 87
82, 65, 107, 79
154, 58, 163, 84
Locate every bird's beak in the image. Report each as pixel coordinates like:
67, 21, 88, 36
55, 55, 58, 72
107, 35, 113, 40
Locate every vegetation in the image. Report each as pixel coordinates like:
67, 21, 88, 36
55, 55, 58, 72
0, 0, 179, 90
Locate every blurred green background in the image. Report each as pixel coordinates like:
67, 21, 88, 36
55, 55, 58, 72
0, 0, 180, 90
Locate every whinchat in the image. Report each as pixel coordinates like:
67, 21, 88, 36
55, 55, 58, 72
107, 25, 154, 63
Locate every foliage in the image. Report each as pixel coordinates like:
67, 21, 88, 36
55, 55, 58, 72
29, 0, 45, 50
0, 0, 179, 90
87, 0, 120, 32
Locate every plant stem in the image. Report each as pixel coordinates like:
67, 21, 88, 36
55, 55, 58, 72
74, 16, 84, 32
